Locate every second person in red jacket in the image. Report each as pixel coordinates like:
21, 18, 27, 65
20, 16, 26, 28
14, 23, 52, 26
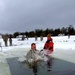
44, 33, 54, 54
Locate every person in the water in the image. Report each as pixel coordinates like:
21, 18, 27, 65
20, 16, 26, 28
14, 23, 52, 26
26, 43, 42, 63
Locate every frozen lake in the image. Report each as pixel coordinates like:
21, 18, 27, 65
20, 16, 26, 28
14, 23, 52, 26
0, 36, 75, 75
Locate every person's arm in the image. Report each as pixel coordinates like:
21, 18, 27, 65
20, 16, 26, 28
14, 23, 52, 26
43, 42, 46, 49
26, 50, 32, 60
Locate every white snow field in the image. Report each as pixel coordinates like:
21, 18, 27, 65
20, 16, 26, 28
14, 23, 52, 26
0, 35, 75, 75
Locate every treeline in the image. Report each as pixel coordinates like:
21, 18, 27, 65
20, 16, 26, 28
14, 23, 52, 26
12, 25, 75, 38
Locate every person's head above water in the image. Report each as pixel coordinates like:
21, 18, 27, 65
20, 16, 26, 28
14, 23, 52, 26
31, 43, 36, 50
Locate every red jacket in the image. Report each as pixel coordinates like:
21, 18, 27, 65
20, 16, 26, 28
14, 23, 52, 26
44, 38, 54, 52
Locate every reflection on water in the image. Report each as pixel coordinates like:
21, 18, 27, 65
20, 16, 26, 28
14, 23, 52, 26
47, 57, 52, 71
32, 62, 37, 75
25, 56, 53, 75
31, 60, 53, 75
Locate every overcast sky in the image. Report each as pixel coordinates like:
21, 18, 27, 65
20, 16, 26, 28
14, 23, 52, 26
0, 0, 75, 34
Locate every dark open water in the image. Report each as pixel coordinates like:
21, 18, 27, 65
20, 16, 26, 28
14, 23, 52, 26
7, 57, 75, 75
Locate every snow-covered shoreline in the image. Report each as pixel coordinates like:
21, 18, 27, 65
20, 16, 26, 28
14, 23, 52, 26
0, 35, 75, 58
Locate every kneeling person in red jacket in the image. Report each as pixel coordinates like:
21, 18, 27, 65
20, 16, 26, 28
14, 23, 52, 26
44, 34, 54, 54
